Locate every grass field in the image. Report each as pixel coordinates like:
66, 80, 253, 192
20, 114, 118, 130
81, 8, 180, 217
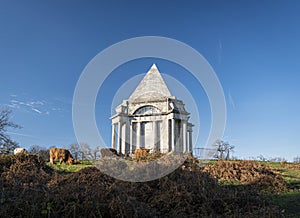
46, 160, 93, 173
268, 162, 300, 217
49, 159, 300, 217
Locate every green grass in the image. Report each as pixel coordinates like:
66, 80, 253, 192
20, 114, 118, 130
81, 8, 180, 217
46, 160, 93, 174
265, 162, 300, 217
235, 161, 300, 217
277, 168, 300, 189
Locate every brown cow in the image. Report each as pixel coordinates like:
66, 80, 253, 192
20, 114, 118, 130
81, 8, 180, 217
49, 148, 74, 164
134, 148, 150, 159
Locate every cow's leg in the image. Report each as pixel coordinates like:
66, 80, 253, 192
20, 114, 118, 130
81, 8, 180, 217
59, 158, 63, 164
50, 157, 54, 164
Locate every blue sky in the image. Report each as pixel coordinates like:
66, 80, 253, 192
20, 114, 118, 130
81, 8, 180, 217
0, 0, 299, 161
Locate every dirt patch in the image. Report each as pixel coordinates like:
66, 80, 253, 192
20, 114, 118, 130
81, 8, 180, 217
201, 160, 287, 192
283, 163, 300, 170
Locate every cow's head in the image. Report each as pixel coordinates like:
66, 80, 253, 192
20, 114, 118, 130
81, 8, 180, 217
143, 148, 151, 153
67, 156, 74, 164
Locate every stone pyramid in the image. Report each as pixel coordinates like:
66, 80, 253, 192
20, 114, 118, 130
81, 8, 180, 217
129, 64, 171, 102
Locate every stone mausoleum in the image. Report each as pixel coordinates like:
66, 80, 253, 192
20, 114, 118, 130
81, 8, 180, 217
110, 64, 193, 155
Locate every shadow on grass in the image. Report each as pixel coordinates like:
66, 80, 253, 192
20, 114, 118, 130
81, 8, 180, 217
268, 191, 300, 218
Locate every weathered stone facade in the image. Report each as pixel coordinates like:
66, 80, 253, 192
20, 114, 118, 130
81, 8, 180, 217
110, 64, 193, 154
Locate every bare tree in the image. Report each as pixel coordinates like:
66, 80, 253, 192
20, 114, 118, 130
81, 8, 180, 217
92, 146, 100, 160
269, 157, 286, 162
80, 143, 92, 160
0, 109, 21, 154
294, 156, 300, 163
225, 144, 235, 160
69, 143, 94, 160
29, 145, 45, 154
213, 140, 235, 160
257, 155, 267, 162
69, 143, 81, 160
214, 140, 225, 160
28, 145, 49, 161
38, 149, 50, 162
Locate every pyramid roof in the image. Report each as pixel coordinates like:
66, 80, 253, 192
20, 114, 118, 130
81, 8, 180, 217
129, 64, 171, 102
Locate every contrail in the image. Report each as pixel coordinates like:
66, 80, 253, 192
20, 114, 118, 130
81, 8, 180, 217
7, 131, 39, 139
228, 91, 236, 110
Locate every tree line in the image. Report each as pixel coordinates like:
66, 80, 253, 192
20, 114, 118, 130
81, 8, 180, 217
27, 144, 101, 161
1, 109, 299, 163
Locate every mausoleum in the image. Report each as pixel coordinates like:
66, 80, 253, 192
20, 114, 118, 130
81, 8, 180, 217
110, 64, 193, 154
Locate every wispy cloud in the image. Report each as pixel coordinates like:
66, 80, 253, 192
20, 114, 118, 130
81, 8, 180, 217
7, 98, 49, 115
228, 91, 236, 110
32, 108, 42, 114
5, 94, 68, 116
8, 100, 20, 109
218, 39, 223, 64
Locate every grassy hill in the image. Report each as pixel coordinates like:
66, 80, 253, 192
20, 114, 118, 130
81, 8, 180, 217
1, 154, 299, 217
48, 158, 300, 217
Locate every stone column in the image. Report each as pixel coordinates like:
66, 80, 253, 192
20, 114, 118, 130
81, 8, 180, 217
171, 119, 175, 152
122, 122, 127, 154
153, 121, 157, 152
111, 123, 116, 149
130, 122, 133, 154
189, 131, 193, 153
118, 122, 122, 154
183, 121, 187, 153
167, 119, 170, 153
136, 122, 141, 149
